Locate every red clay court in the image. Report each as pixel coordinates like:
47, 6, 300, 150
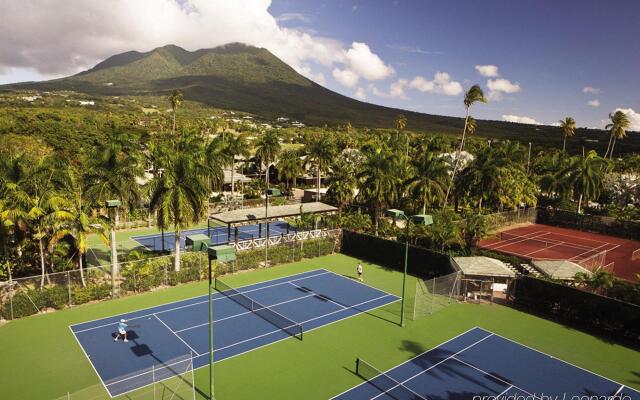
479, 223, 640, 281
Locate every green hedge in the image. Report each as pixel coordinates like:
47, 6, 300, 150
340, 230, 453, 279
512, 276, 640, 340
536, 208, 640, 240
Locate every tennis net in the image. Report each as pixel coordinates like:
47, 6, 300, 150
355, 358, 428, 400
499, 232, 593, 251
214, 279, 303, 340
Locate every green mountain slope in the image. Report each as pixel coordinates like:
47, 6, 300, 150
2, 43, 636, 153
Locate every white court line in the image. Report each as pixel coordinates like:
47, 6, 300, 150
68, 325, 111, 395
567, 243, 611, 262
173, 292, 317, 333
106, 293, 398, 391
496, 385, 514, 397
451, 357, 537, 398
72, 270, 331, 333
488, 231, 553, 250
523, 241, 569, 257
367, 334, 495, 400
153, 314, 200, 356
329, 326, 486, 399
488, 331, 637, 395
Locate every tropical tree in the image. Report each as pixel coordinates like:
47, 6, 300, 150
460, 213, 488, 249
204, 135, 230, 194
406, 152, 448, 213
326, 159, 356, 210
558, 117, 576, 154
277, 150, 304, 193
563, 150, 608, 213
395, 114, 408, 156
254, 130, 281, 186
466, 116, 477, 138
574, 267, 615, 295
604, 111, 631, 159
305, 136, 336, 201
223, 134, 250, 196
357, 148, 399, 235
48, 191, 109, 286
168, 89, 184, 135
150, 135, 207, 271
445, 84, 487, 206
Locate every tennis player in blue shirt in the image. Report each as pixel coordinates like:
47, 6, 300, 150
114, 319, 129, 342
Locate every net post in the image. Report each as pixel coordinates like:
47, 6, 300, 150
355, 357, 360, 376
190, 351, 196, 400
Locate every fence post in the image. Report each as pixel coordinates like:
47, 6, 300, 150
190, 352, 196, 400
9, 276, 14, 320
67, 271, 72, 307
152, 363, 156, 400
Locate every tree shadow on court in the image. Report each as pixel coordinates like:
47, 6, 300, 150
399, 340, 427, 357
630, 371, 640, 385
294, 284, 400, 326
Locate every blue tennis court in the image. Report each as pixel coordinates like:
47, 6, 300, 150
131, 221, 296, 251
70, 269, 399, 397
332, 327, 640, 400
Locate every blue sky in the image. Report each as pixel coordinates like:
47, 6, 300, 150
1, 0, 638, 129
269, 0, 640, 128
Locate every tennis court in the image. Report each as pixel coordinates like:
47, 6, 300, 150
333, 327, 640, 400
478, 224, 640, 280
70, 269, 399, 397
131, 221, 296, 252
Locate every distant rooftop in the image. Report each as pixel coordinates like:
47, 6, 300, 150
532, 260, 590, 281
452, 257, 516, 278
210, 202, 337, 224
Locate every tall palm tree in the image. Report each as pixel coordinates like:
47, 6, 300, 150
406, 152, 448, 213
574, 267, 614, 295
357, 148, 399, 235
204, 136, 230, 195
604, 111, 631, 159
444, 84, 487, 206
465, 116, 477, 140
305, 136, 336, 202
563, 150, 608, 213
456, 147, 501, 212
225, 134, 250, 196
277, 150, 304, 193
559, 117, 576, 154
254, 130, 281, 186
326, 159, 356, 210
395, 114, 408, 157
150, 144, 207, 272
49, 191, 109, 286
168, 89, 184, 135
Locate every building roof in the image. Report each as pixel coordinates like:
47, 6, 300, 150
531, 260, 591, 281
223, 169, 252, 184
452, 256, 516, 278
210, 202, 338, 224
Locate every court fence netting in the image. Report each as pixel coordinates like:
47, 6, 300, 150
481, 207, 538, 232
215, 278, 304, 340
355, 357, 427, 400
412, 271, 461, 320
52, 353, 196, 400
0, 231, 339, 321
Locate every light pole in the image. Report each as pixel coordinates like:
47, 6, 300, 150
385, 209, 433, 327
264, 188, 269, 268
385, 209, 409, 327
206, 249, 216, 400
106, 200, 121, 299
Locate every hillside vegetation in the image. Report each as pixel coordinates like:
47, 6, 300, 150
2, 43, 637, 154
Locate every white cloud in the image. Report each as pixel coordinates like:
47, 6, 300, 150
487, 78, 521, 100
370, 79, 409, 99
354, 87, 366, 100
475, 65, 499, 77
343, 42, 395, 81
275, 13, 311, 23
332, 68, 359, 87
583, 86, 600, 94
615, 108, 640, 131
386, 44, 440, 55
0, 0, 393, 90
502, 115, 541, 125
409, 72, 463, 96
588, 99, 600, 107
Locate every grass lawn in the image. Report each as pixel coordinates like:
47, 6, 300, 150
86, 221, 222, 267
0, 253, 638, 400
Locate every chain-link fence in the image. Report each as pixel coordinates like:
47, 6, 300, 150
52, 353, 196, 400
412, 271, 461, 320
1, 233, 340, 321
482, 207, 538, 232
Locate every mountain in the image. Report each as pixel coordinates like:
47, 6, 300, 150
1, 43, 633, 153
